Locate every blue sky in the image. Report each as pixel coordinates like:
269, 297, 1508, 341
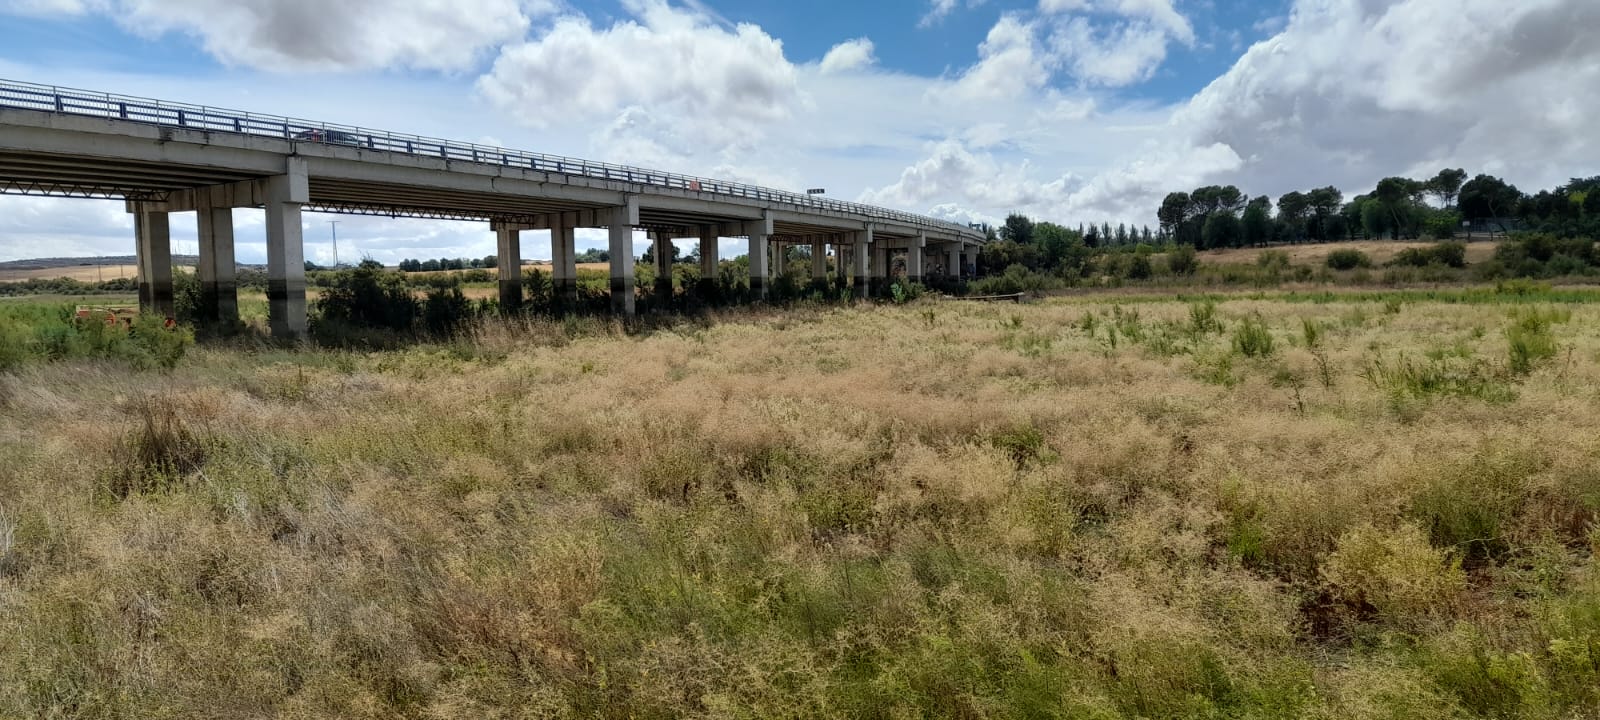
0, 0, 1594, 264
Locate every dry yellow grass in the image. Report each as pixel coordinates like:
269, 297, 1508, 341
2, 290, 1599, 717
1199, 239, 1499, 266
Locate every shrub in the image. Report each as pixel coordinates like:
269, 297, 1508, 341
1166, 245, 1199, 275
314, 265, 419, 333
423, 285, 475, 337
1326, 249, 1373, 270
1505, 310, 1559, 375
0, 319, 34, 370
1391, 242, 1467, 269
1321, 523, 1464, 628
1256, 250, 1290, 272
1231, 315, 1275, 358
102, 396, 210, 499
1126, 254, 1153, 280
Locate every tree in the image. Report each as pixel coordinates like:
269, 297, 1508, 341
1001, 213, 1035, 245
1459, 174, 1522, 233
1035, 222, 1090, 275
1585, 188, 1600, 216
1115, 223, 1129, 244
1242, 200, 1272, 247
1158, 192, 1192, 240
1202, 212, 1242, 250
1277, 191, 1310, 241
482, 255, 498, 268
1361, 200, 1388, 240
1307, 186, 1344, 241
1342, 197, 1369, 240
1427, 168, 1467, 209
1374, 177, 1421, 239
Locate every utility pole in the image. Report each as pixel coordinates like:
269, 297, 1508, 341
329, 221, 341, 269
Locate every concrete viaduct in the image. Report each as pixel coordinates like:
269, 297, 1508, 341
0, 79, 986, 338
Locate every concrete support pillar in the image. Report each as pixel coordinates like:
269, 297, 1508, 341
811, 240, 827, 280
871, 238, 887, 296
771, 240, 784, 278
946, 244, 961, 280
551, 219, 577, 303
608, 204, 633, 315
748, 232, 770, 299
963, 246, 979, 279
853, 231, 869, 299
265, 167, 308, 339
907, 232, 926, 285
195, 203, 237, 324
698, 225, 718, 292
835, 244, 849, 290
495, 224, 522, 312
652, 231, 673, 299
134, 207, 173, 319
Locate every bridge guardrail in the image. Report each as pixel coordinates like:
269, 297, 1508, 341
0, 79, 981, 239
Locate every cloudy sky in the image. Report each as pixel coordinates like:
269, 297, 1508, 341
0, 0, 1595, 264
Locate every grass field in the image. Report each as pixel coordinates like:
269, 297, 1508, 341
3, 288, 1600, 718
1197, 239, 1500, 267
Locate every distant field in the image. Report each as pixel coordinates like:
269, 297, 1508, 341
0, 264, 154, 282
1198, 239, 1499, 266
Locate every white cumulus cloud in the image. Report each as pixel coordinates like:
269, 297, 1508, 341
15, 0, 552, 72
819, 38, 876, 75
476, 0, 800, 166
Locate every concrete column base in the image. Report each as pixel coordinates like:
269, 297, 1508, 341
134, 208, 173, 319
196, 205, 238, 325
496, 225, 523, 313
748, 234, 770, 300
265, 177, 307, 339
608, 218, 635, 316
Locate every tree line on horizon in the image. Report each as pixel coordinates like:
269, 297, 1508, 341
983, 170, 1598, 254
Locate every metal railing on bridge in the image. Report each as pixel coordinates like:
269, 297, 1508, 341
0, 79, 978, 238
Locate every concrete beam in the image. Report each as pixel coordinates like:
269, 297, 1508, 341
637, 194, 765, 220
303, 156, 625, 208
